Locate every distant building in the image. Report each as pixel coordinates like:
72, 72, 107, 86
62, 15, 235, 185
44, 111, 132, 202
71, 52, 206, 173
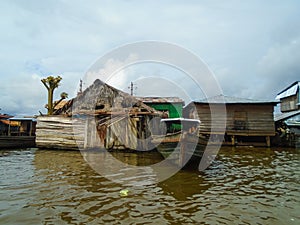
0, 117, 36, 148
184, 95, 278, 147
274, 81, 300, 147
276, 81, 300, 112
0, 117, 36, 136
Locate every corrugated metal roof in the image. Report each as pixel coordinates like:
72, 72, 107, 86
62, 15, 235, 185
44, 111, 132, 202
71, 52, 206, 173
193, 94, 278, 104
274, 109, 300, 122
276, 81, 300, 100
136, 96, 184, 104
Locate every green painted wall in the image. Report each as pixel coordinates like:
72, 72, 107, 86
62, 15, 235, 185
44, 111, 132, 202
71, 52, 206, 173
144, 103, 183, 132
145, 103, 182, 118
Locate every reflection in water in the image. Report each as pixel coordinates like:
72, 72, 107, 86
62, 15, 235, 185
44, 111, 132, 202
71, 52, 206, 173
0, 147, 299, 224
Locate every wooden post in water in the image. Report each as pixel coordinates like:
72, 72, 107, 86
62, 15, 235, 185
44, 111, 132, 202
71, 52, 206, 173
8, 122, 11, 136
179, 132, 186, 168
266, 136, 271, 147
84, 118, 89, 149
231, 135, 235, 146
29, 120, 32, 136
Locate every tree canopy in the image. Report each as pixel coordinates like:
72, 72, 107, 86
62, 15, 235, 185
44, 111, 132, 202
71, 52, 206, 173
41, 75, 67, 115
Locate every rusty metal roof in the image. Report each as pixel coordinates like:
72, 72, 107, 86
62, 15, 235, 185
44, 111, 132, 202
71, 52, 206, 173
193, 94, 278, 105
136, 96, 184, 104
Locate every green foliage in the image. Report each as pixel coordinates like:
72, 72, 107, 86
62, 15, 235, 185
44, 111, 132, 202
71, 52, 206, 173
41, 75, 64, 115
60, 92, 68, 99
41, 76, 62, 90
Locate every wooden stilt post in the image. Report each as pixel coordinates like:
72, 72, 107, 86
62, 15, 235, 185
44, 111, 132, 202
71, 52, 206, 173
231, 135, 235, 146
8, 122, 11, 136
84, 118, 89, 149
29, 121, 32, 136
266, 136, 271, 147
179, 133, 186, 168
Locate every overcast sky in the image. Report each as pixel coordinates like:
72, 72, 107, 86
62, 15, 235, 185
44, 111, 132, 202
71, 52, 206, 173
1, 0, 299, 115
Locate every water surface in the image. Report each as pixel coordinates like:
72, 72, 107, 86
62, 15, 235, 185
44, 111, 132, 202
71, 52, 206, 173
0, 147, 299, 224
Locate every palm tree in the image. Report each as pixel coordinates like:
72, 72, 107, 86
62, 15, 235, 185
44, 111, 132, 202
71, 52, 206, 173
41, 75, 62, 115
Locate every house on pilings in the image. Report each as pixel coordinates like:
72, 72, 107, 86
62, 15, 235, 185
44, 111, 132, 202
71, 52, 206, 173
274, 81, 300, 147
183, 95, 278, 147
36, 79, 163, 150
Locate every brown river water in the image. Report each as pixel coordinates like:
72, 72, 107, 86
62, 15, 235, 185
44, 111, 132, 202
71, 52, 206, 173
0, 147, 299, 225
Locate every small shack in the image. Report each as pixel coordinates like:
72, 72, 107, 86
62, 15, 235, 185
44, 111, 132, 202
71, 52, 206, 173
0, 117, 36, 136
36, 79, 162, 151
0, 117, 36, 148
184, 95, 278, 147
274, 110, 300, 147
276, 81, 300, 112
274, 81, 300, 147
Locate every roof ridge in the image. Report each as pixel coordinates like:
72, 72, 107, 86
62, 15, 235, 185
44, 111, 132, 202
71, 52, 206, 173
193, 94, 278, 104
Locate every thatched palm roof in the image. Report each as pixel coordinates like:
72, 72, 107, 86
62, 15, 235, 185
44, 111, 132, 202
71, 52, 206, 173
54, 79, 161, 116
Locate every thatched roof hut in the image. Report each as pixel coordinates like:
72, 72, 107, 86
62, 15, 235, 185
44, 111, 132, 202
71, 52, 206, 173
36, 79, 162, 150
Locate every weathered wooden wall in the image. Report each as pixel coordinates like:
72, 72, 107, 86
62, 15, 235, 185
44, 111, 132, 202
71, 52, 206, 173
280, 94, 299, 112
186, 103, 275, 136
226, 104, 275, 136
36, 116, 84, 150
36, 115, 158, 151
96, 115, 156, 150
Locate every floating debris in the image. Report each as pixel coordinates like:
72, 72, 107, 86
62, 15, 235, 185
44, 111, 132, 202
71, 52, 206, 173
119, 189, 129, 197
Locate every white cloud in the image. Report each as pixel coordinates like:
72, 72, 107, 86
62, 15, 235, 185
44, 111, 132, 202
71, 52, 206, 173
255, 38, 300, 98
1, 0, 300, 114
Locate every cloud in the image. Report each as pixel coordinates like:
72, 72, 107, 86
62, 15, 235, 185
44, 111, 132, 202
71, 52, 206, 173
84, 53, 139, 89
1, 0, 300, 114
255, 38, 300, 98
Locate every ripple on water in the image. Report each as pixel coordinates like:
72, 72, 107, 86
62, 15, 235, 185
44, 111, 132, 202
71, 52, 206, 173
0, 147, 299, 224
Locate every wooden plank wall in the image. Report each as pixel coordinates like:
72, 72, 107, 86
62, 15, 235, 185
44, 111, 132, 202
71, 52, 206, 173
105, 116, 153, 150
191, 104, 275, 136
36, 115, 158, 151
36, 116, 84, 150
280, 95, 299, 112
226, 105, 275, 136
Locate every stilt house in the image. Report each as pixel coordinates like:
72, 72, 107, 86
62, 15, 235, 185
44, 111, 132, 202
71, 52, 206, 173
184, 95, 278, 147
36, 79, 162, 150
274, 81, 300, 147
